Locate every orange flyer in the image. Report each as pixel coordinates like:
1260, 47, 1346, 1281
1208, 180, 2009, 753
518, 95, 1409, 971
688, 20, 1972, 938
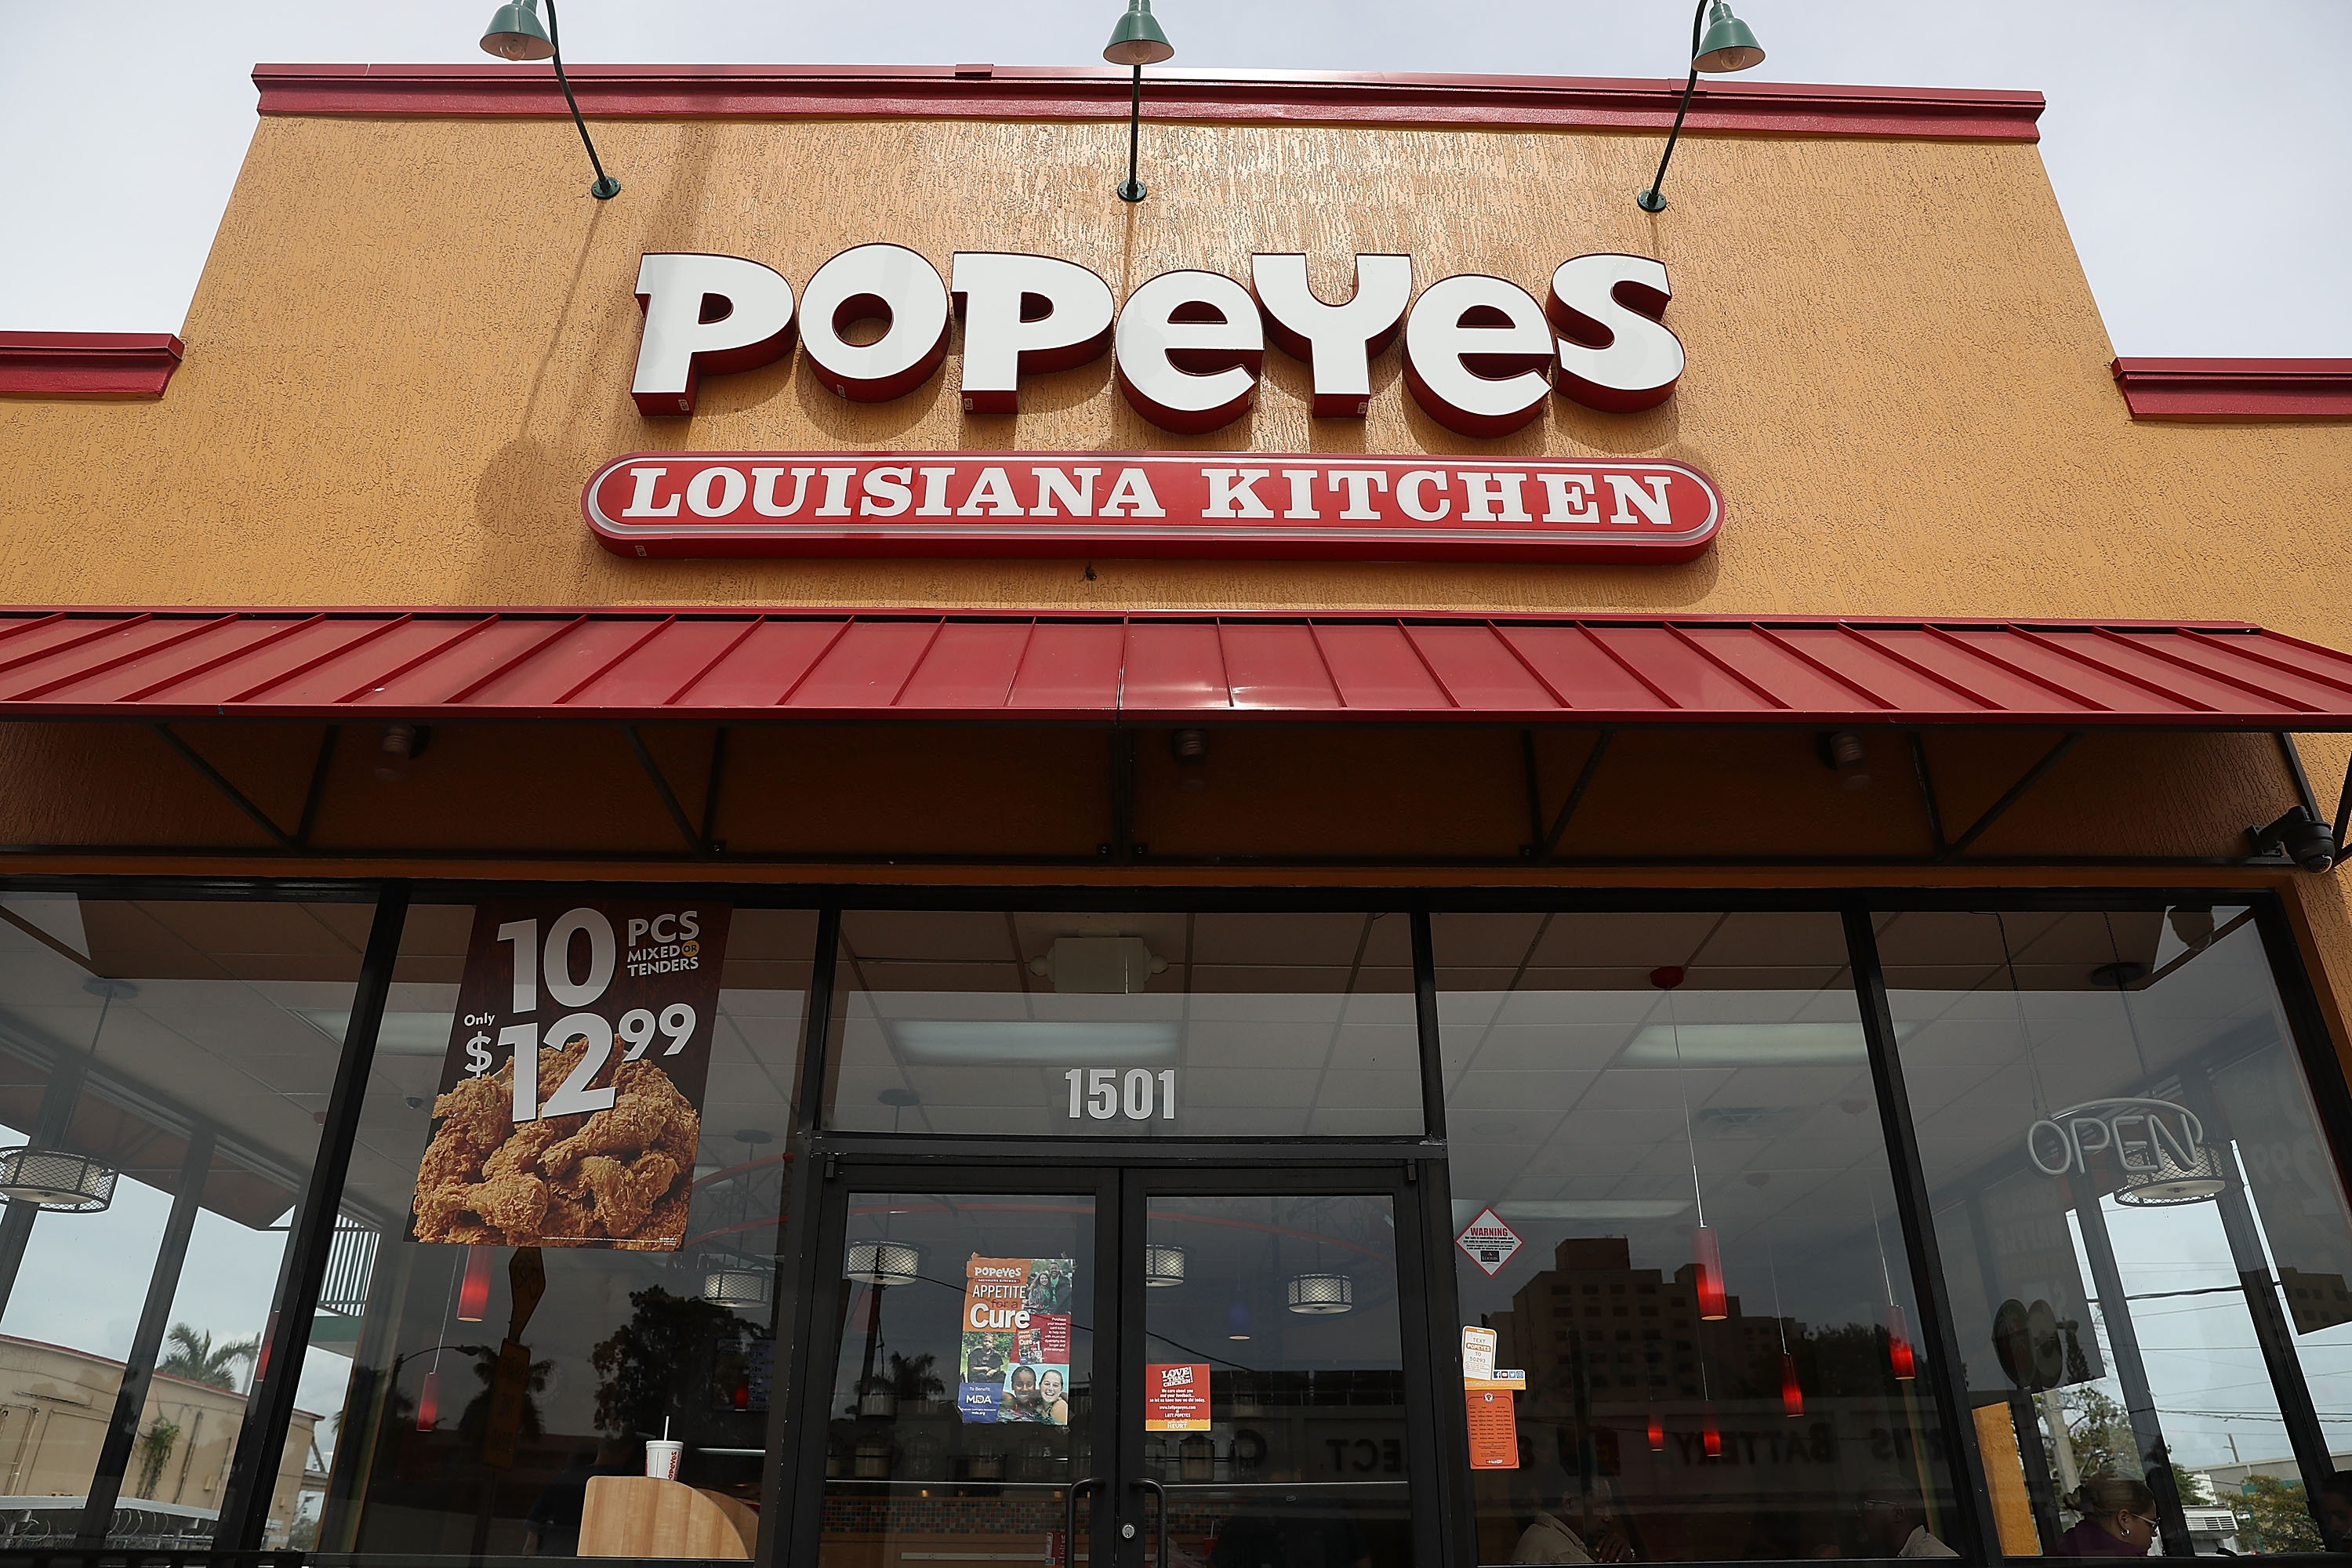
1466, 1387, 1518, 1469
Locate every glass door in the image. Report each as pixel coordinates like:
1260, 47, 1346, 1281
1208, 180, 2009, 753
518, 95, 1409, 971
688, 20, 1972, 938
799, 1167, 1119, 1568
1127, 1181, 1428, 1568
795, 1164, 1440, 1568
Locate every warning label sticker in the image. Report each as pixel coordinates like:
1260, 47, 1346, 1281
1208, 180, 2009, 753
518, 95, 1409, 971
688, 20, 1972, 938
1455, 1207, 1524, 1277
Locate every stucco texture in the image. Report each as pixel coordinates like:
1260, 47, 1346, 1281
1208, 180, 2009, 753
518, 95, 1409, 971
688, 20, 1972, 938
1, 105, 2350, 1031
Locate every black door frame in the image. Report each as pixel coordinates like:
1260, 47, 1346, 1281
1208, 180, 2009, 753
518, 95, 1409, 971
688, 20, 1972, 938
788, 1159, 1125, 1568
789, 1150, 1442, 1568
1118, 1162, 1446, 1568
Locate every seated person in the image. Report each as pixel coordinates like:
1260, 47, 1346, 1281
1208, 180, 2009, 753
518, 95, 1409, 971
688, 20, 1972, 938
1854, 1496, 1958, 1559
2054, 1473, 2157, 1557
2320, 1472, 2352, 1550
1513, 1465, 1633, 1564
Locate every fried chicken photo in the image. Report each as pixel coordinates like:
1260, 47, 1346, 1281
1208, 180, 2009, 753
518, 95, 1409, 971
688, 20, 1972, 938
409, 1031, 701, 1249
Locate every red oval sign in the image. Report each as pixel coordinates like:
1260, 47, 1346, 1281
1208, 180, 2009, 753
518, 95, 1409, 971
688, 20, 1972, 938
583, 450, 1721, 563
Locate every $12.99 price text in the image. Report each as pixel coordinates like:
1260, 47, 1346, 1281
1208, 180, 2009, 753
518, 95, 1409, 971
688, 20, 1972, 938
459, 906, 705, 1125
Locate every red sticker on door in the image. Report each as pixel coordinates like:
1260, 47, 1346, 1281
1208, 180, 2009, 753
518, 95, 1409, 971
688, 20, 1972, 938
1145, 1362, 1212, 1431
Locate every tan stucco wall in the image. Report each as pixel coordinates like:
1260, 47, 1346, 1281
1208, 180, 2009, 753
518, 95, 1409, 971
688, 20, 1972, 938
6, 114, 2347, 621
1, 100, 2350, 1048
0, 1337, 315, 1537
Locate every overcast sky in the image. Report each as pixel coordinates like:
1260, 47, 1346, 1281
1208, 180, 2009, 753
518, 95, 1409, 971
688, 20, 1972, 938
1, 1, 2346, 357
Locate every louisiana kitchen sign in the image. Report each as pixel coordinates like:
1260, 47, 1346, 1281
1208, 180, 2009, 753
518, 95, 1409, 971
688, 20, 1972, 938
587, 243, 1722, 562
586, 452, 1719, 561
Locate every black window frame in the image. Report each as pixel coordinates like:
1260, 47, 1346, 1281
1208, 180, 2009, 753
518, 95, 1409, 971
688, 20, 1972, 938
0, 877, 2343, 1568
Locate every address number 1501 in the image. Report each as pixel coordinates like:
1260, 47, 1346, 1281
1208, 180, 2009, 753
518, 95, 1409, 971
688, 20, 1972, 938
1065, 1068, 1177, 1122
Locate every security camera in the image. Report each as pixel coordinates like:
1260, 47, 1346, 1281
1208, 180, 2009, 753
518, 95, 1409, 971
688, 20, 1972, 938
2249, 806, 2336, 873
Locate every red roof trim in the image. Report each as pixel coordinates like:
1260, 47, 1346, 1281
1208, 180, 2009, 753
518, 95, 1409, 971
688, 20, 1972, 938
2110, 358, 2352, 419
0, 608, 2327, 729
250, 63, 2044, 141
0, 332, 184, 400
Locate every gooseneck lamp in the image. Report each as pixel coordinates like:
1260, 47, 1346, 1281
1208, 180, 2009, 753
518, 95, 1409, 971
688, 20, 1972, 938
1637, 0, 1766, 213
480, 0, 622, 200
1103, 0, 1175, 202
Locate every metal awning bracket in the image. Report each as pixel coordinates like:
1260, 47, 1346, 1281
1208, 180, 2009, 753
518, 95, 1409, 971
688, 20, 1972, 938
149, 723, 298, 853
1933, 729, 2085, 864
1524, 728, 1614, 863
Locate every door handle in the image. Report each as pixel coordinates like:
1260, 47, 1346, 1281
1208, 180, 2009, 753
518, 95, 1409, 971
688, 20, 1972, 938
1132, 1475, 1167, 1567
1066, 1475, 1102, 1568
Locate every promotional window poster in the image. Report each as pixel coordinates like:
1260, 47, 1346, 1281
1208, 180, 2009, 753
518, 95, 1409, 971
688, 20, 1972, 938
958, 1255, 1075, 1425
408, 898, 729, 1251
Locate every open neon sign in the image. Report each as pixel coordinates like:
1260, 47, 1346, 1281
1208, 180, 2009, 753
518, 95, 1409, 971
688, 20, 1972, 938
2024, 1097, 2210, 1179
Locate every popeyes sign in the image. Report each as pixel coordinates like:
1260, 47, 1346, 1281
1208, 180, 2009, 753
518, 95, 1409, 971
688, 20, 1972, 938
587, 245, 1721, 561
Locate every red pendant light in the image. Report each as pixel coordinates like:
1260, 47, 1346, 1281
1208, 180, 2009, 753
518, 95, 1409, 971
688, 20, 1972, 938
1780, 1352, 1803, 1417
416, 1369, 441, 1432
1886, 1305, 1916, 1381
457, 1244, 493, 1322
1691, 1225, 1727, 1320
1648, 1410, 1665, 1453
1701, 1406, 1722, 1458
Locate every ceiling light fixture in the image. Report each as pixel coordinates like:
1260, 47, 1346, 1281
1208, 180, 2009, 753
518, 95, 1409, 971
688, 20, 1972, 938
703, 1262, 771, 1309
456, 1243, 494, 1322
886, 1018, 1179, 1065
1027, 935, 1167, 994
1286, 1272, 1354, 1316
1637, 1, 1768, 213
1620, 1022, 1874, 1066
2092, 960, 2230, 1207
846, 1240, 923, 1287
0, 1147, 117, 1213
479, 0, 622, 200
1653, 966, 1730, 1323
1145, 1243, 1188, 1287
1493, 1200, 1692, 1221
296, 1009, 456, 1056
0, 977, 134, 1214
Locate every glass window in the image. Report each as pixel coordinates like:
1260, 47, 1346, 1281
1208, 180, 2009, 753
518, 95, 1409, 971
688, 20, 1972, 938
314, 902, 815, 1563
826, 911, 1419, 1137
1882, 906, 2352, 1556
0, 891, 369, 1551
1438, 911, 1958, 1563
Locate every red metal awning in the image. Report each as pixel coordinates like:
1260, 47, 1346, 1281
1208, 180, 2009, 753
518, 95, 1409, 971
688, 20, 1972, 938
0, 609, 2349, 728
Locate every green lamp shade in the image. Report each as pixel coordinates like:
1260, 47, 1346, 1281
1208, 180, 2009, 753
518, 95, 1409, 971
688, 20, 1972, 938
481, 0, 557, 62
1104, 0, 1175, 67
1693, 1, 1766, 74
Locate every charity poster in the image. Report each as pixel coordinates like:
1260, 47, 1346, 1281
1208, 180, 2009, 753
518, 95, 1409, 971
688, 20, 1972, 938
1466, 1387, 1519, 1469
408, 899, 730, 1251
959, 1254, 1075, 1425
1146, 1363, 1212, 1432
